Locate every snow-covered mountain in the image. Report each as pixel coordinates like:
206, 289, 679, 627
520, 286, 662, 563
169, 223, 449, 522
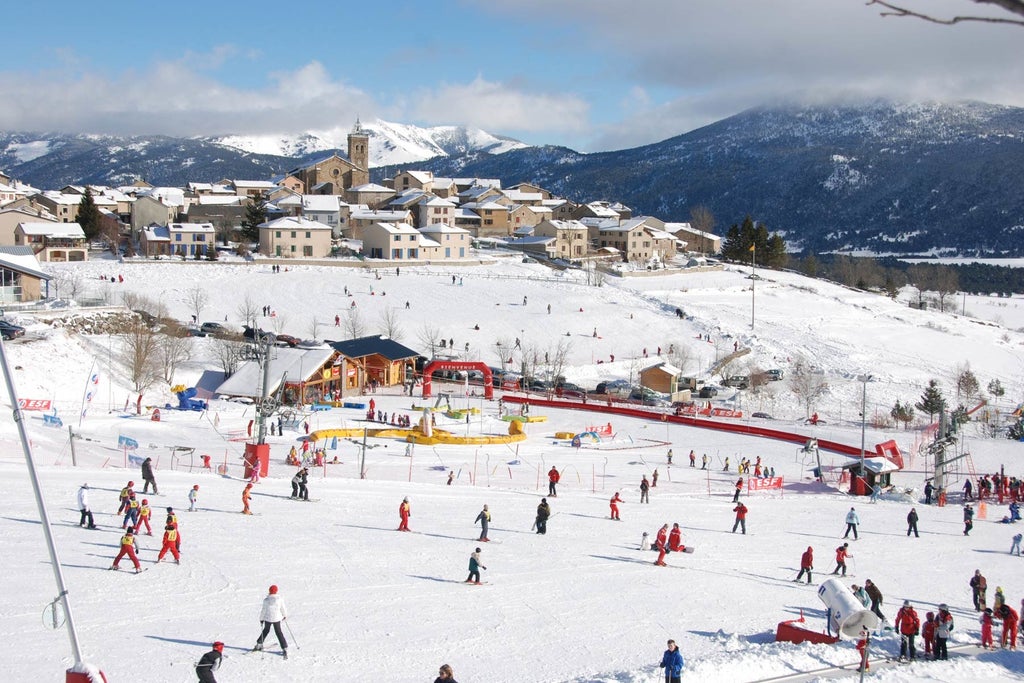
211, 119, 528, 167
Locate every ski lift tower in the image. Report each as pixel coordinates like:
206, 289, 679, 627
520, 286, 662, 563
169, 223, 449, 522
245, 332, 278, 478
929, 409, 963, 496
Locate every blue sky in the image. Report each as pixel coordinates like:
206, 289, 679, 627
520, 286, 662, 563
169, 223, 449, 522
1, 0, 1021, 151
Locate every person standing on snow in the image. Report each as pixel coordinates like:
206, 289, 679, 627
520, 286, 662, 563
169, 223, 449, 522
970, 569, 988, 611
732, 502, 748, 534
195, 641, 223, 683
253, 584, 288, 658
157, 523, 180, 564
110, 528, 142, 572
843, 507, 860, 540
852, 584, 870, 608
894, 600, 920, 661
242, 484, 253, 515
654, 523, 669, 566
732, 477, 743, 503
980, 608, 995, 649
188, 485, 199, 512
610, 492, 624, 520
651, 468, 659, 487
122, 492, 140, 529
141, 456, 158, 494
117, 481, 135, 515
398, 497, 411, 531
689, 450, 696, 467
136, 498, 153, 535
475, 505, 490, 541
963, 504, 975, 535
535, 498, 551, 534
864, 579, 885, 622
640, 476, 650, 503
922, 611, 937, 658
466, 547, 486, 584
831, 543, 852, 577
795, 546, 814, 584
924, 480, 934, 504
295, 468, 309, 501
547, 466, 560, 496
1000, 604, 1019, 650
77, 484, 96, 529
658, 639, 684, 683
906, 507, 919, 537
934, 604, 954, 660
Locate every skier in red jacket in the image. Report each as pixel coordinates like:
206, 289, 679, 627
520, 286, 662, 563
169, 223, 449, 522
1000, 604, 1019, 650
894, 600, 921, 661
832, 543, 852, 576
732, 502, 748, 534
609, 492, 624, 520
668, 523, 684, 552
398, 497, 411, 531
654, 524, 669, 566
794, 546, 814, 584
110, 528, 142, 572
548, 467, 560, 496
157, 523, 180, 563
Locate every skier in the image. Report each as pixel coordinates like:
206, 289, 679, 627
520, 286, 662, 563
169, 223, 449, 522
701, 454, 708, 470
110, 528, 142, 572
242, 484, 253, 515
963, 504, 975, 535
1012, 533, 1023, 556
535, 498, 550, 535
843, 507, 860, 540
689, 450, 696, 467
667, 523, 684, 552
934, 604, 954, 660
166, 507, 182, 552
831, 543, 851, 577
905, 505, 921, 536
922, 611, 937, 658
122, 492, 140, 529
994, 585, 1006, 613
547, 466, 560, 496
732, 478, 743, 503
855, 627, 870, 672
658, 639, 684, 683
136, 498, 153, 535
732, 502, 748, 534
794, 546, 813, 584
640, 475, 650, 503
434, 663, 458, 683
141, 457, 158, 494
666, 449, 673, 465
77, 483, 96, 529
295, 468, 309, 501
864, 579, 885, 622
654, 523, 669, 566
118, 481, 135, 514
970, 569, 988, 611
398, 497, 411, 531
722, 457, 730, 472
475, 504, 490, 541
253, 585, 288, 659
963, 478, 974, 501
651, 469, 659, 487
188, 485, 199, 512
195, 641, 223, 683
894, 600, 920, 661
156, 523, 181, 564
925, 480, 934, 504
466, 547, 486, 584
1001, 604, 1019, 650
980, 608, 994, 649
609, 492, 624, 520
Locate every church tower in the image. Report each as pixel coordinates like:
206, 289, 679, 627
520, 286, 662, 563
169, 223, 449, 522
348, 119, 370, 181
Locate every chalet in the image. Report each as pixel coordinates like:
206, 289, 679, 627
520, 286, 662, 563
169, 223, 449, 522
140, 222, 214, 258
639, 362, 686, 395
418, 224, 471, 260
215, 346, 345, 404
533, 219, 589, 260
0, 245, 52, 301
328, 335, 420, 392
15, 221, 87, 262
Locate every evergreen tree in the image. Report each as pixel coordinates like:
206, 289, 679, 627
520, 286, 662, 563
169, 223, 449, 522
987, 378, 1005, 398
915, 379, 947, 423
241, 195, 268, 243
801, 253, 818, 278
890, 399, 915, 430
955, 367, 979, 401
76, 188, 103, 241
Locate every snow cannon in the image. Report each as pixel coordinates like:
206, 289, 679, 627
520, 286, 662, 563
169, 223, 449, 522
421, 408, 433, 438
67, 663, 108, 683
817, 578, 878, 637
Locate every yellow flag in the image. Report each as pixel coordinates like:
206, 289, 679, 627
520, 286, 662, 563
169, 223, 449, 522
749, 244, 756, 252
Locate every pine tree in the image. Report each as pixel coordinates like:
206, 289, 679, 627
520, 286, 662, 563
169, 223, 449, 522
890, 399, 915, 430
915, 379, 947, 423
76, 188, 103, 241
987, 379, 1005, 399
955, 367, 979, 402
241, 196, 268, 244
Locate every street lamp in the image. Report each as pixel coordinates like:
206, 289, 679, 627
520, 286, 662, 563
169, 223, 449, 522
857, 374, 872, 493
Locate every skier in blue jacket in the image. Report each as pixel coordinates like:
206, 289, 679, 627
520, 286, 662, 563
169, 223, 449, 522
659, 639, 684, 683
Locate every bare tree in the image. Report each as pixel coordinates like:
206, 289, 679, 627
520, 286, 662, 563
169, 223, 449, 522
934, 266, 959, 313
54, 269, 85, 301
417, 322, 442, 358
547, 339, 573, 387
689, 205, 716, 235
271, 313, 289, 335
788, 357, 829, 418
667, 341, 695, 376
379, 307, 404, 341
865, 0, 1024, 27
184, 286, 209, 323
120, 290, 142, 312
309, 316, 322, 340
493, 337, 514, 369
120, 320, 162, 392
236, 294, 261, 331
343, 308, 365, 339
213, 338, 247, 377
155, 333, 192, 384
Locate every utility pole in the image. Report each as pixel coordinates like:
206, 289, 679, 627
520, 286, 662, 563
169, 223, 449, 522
750, 243, 756, 329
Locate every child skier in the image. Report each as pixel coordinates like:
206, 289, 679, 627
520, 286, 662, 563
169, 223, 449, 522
189, 485, 199, 512
242, 484, 253, 515
196, 641, 223, 683
475, 504, 490, 541
253, 585, 288, 659
157, 523, 181, 563
668, 523, 684, 552
980, 608, 994, 648
135, 498, 152, 535
654, 523, 669, 566
922, 611, 937, 658
732, 502, 748, 534
794, 546, 813, 584
122, 492, 140, 529
466, 547, 486, 584
117, 481, 135, 514
831, 543, 852, 576
398, 496, 411, 531
110, 528, 142, 572
610, 492, 624, 520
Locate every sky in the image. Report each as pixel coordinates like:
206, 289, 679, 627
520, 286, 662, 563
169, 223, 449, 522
1, 0, 1022, 152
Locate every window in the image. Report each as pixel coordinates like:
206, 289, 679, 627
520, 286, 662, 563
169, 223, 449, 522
303, 245, 313, 256
484, 219, 493, 225
290, 244, 296, 253
275, 231, 281, 238
305, 231, 311, 238
175, 234, 182, 241
291, 231, 297, 238
445, 247, 450, 258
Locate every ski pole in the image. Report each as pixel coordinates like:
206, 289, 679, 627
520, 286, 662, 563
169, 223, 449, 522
285, 619, 300, 649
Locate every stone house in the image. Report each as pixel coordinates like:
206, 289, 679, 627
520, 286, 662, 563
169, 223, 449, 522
288, 122, 370, 195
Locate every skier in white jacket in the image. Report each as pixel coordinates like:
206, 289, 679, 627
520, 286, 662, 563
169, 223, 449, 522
77, 484, 96, 529
843, 507, 860, 540
253, 584, 288, 658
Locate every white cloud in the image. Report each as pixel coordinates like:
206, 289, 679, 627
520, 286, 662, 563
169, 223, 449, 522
409, 76, 590, 134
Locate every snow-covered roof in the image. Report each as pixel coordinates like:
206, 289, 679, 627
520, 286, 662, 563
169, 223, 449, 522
422, 196, 456, 208
351, 210, 410, 222
417, 234, 442, 248
139, 187, 186, 206
143, 226, 170, 242
501, 189, 543, 203
349, 183, 392, 193
372, 221, 420, 235
231, 180, 277, 190
400, 170, 434, 183
418, 223, 469, 235
216, 347, 336, 398
0, 246, 50, 280
585, 203, 621, 218
17, 221, 85, 238
641, 362, 682, 376
453, 208, 481, 221
194, 195, 245, 206
258, 216, 332, 231
301, 195, 343, 212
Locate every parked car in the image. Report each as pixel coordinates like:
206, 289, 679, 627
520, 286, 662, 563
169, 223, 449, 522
595, 379, 630, 395
555, 381, 584, 393
765, 369, 785, 381
629, 387, 667, 405
723, 375, 750, 389
751, 412, 773, 420
274, 334, 300, 348
185, 326, 207, 337
698, 385, 719, 398
0, 320, 25, 340
200, 321, 228, 335
528, 378, 552, 392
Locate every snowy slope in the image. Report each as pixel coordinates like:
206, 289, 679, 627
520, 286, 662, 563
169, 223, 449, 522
1, 256, 1024, 682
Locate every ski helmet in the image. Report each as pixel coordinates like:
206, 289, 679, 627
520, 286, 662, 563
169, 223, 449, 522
142, 499, 148, 504
128, 481, 135, 487
213, 641, 224, 652
269, 584, 278, 594
193, 485, 199, 490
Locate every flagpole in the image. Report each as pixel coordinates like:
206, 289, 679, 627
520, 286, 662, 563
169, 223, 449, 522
750, 244, 756, 329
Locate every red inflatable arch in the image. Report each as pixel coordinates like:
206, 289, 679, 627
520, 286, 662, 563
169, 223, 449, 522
421, 361, 493, 400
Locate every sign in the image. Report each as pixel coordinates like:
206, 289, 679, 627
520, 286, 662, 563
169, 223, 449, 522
118, 435, 139, 449
748, 477, 784, 491
18, 398, 52, 411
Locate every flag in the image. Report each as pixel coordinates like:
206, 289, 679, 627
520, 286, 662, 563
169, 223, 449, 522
749, 244, 756, 252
